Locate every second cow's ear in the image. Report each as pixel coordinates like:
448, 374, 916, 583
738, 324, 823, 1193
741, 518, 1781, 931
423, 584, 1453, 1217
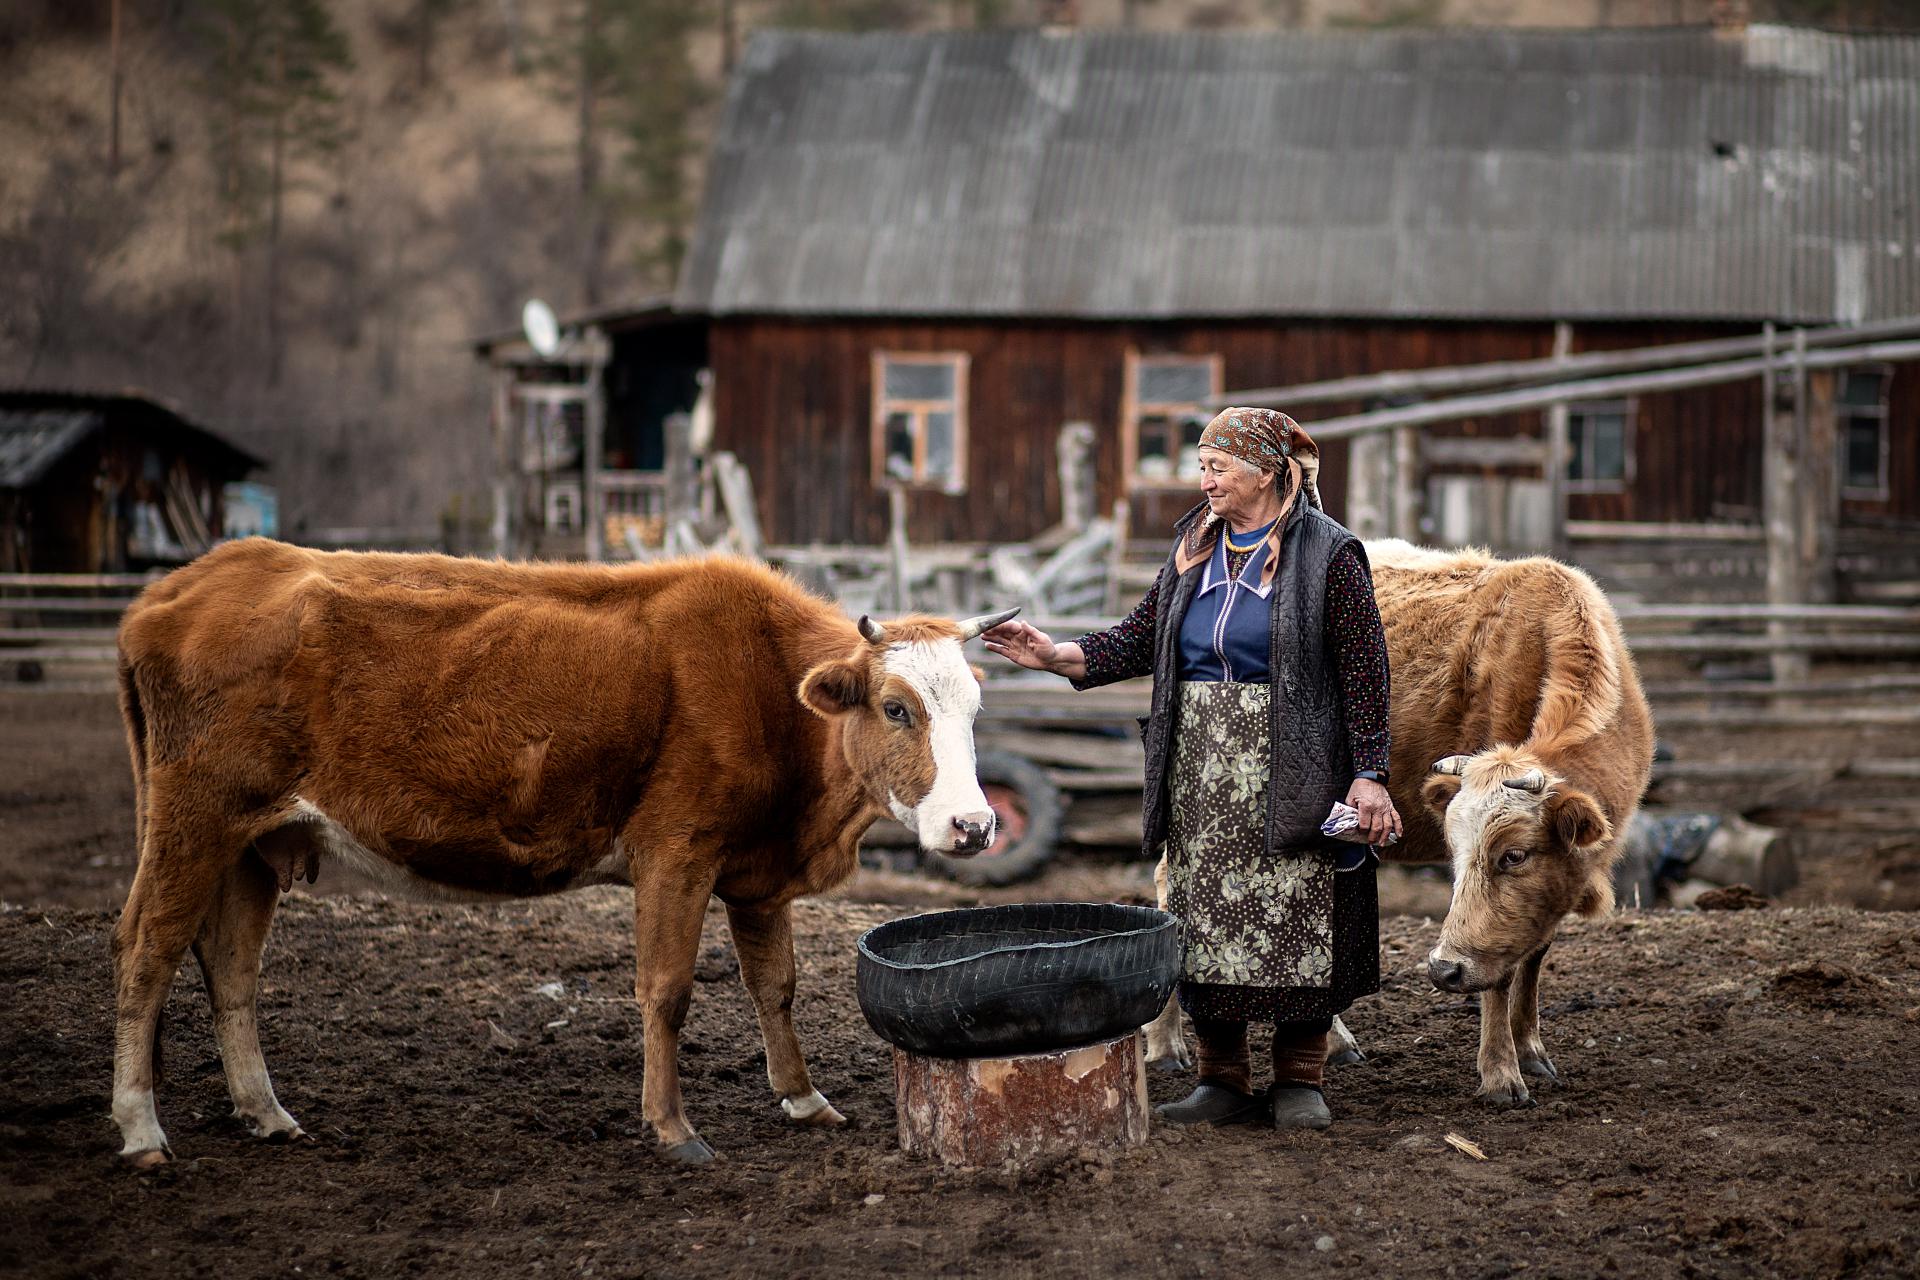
799, 659, 868, 719
1421, 774, 1462, 817
1546, 788, 1610, 850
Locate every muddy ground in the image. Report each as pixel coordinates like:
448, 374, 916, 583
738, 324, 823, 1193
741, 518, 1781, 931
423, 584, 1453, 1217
3, 689, 1918, 1279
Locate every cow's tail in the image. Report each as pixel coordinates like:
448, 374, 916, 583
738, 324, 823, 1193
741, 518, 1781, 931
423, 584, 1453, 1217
1528, 566, 1623, 752
116, 654, 148, 865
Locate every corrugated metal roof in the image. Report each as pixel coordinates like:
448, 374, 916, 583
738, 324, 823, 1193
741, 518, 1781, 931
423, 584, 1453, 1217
0, 391, 265, 483
0, 409, 97, 489
676, 25, 1920, 322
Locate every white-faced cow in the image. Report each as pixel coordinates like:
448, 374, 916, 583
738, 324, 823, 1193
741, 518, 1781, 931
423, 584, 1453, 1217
110, 539, 1015, 1166
1147, 540, 1655, 1104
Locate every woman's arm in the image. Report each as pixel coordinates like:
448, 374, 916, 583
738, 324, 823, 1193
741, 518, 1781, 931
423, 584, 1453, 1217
1327, 543, 1400, 843
1070, 578, 1161, 689
980, 579, 1160, 688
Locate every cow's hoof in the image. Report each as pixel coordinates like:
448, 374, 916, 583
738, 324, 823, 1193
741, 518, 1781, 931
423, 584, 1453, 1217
661, 1137, 716, 1166
1476, 1079, 1534, 1108
1146, 1052, 1192, 1074
1326, 1047, 1366, 1068
123, 1147, 171, 1171
1519, 1053, 1558, 1081
781, 1091, 846, 1127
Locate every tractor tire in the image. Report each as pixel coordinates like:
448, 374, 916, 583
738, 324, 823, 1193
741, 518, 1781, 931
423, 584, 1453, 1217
926, 749, 1063, 887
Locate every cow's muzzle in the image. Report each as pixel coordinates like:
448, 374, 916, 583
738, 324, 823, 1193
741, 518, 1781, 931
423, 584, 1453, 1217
944, 812, 996, 857
1427, 955, 1470, 992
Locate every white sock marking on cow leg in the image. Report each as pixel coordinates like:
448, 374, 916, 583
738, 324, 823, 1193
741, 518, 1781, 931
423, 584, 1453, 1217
111, 1076, 169, 1164
1326, 1015, 1365, 1065
213, 1006, 303, 1140
1142, 995, 1191, 1071
780, 1090, 834, 1122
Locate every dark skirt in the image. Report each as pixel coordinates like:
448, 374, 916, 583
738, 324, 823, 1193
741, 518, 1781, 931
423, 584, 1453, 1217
1177, 855, 1380, 1023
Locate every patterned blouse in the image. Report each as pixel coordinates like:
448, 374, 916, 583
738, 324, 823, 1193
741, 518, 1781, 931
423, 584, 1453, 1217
1073, 542, 1391, 779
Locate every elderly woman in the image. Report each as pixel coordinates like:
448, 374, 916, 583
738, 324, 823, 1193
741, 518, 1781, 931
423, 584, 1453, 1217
984, 407, 1398, 1131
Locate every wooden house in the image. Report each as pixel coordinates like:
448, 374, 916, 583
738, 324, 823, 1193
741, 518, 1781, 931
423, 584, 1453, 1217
0, 390, 263, 574
667, 24, 1918, 562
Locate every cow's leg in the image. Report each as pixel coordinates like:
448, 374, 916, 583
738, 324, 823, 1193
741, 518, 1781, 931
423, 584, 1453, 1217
1142, 852, 1192, 1071
1326, 1014, 1365, 1067
724, 898, 845, 1129
1474, 978, 1531, 1106
112, 805, 234, 1166
1508, 944, 1557, 1081
192, 852, 302, 1141
633, 862, 718, 1165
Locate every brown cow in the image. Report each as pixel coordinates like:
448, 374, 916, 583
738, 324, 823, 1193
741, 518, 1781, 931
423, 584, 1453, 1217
110, 539, 1015, 1167
1146, 539, 1654, 1104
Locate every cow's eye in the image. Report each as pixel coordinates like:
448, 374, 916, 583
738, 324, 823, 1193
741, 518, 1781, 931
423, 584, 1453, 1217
1498, 849, 1529, 871
883, 700, 911, 726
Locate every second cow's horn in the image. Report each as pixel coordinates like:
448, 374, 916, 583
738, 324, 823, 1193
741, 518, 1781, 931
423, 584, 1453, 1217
1503, 769, 1548, 793
1431, 755, 1470, 775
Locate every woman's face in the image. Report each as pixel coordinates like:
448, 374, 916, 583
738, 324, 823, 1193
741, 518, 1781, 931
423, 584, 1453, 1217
1198, 448, 1276, 528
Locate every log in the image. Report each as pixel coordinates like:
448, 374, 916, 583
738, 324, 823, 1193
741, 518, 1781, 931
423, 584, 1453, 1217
893, 1031, 1149, 1168
1690, 815, 1797, 897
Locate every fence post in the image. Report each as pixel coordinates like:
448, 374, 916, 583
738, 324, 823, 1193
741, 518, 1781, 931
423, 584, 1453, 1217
582, 330, 607, 562
1546, 322, 1573, 560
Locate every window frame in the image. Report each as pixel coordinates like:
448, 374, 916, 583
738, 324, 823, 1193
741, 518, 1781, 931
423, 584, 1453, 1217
544, 479, 582, 534
1838, 364, 1891, 501
870, 350, 970, 494
1564, 398, 1636, 494
1122, 349, 1225, 491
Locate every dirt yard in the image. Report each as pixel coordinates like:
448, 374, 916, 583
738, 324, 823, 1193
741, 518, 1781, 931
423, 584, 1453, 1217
3, 689, 1918, 1279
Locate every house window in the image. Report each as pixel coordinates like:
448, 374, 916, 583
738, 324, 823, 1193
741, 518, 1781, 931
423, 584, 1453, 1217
545, 481, 582, 533
1839, 367, 1889, 498
1566, 400, 1633, 491
872, 352, 968, 492
1126, 351, 1222, 485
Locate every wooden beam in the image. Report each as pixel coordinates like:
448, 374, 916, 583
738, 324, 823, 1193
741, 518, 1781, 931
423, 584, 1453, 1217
1216, 314, 1920, 409
1565, 520, 1761, 541
1421, 437, 1551, 467
1284, 338, 1920, 441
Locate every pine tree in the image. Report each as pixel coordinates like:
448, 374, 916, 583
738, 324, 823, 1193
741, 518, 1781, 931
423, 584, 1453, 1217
196, 0, 353, 385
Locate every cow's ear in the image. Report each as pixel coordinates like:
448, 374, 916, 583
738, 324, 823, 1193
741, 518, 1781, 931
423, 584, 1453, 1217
1421, 774, 1462, 817
799, 658, 868, 718
969, 663, 986, 683
1546, 789, 1610, 850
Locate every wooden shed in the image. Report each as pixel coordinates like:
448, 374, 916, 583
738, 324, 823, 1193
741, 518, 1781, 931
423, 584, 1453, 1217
671, 25, 1919, 554
0, 390, 264, 574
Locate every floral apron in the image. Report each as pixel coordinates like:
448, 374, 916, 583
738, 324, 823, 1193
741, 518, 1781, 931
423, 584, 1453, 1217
1164, 681, 1335, 992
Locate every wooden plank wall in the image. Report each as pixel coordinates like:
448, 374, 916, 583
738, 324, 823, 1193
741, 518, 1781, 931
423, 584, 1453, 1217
709, 317, 1917, 545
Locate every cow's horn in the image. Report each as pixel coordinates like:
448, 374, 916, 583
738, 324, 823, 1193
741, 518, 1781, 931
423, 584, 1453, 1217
1503, 769, 1548, 793
857, 615, 888, 645
1431, 755, 1470, 775
957, 606, 1021, 642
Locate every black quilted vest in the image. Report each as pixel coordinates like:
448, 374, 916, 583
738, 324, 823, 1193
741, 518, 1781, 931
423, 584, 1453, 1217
1138, 499, 1362, 860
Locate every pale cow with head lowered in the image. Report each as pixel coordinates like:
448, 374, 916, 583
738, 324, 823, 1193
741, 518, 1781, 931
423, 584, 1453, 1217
110, 539, 1015, 1167
1147, 540, 1654, 1104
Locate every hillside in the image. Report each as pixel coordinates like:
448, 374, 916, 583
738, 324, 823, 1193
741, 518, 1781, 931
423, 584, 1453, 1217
0, 0, 1901, 534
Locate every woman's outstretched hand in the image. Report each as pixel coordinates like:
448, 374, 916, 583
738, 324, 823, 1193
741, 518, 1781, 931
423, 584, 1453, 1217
981, 620, 1059, 671
982, 620, 1088, 681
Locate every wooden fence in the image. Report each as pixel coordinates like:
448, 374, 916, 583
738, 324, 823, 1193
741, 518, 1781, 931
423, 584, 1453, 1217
7, 575, 1914, 854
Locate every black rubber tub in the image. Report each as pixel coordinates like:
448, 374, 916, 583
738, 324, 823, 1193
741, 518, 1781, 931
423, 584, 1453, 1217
855, 902, 1180, 1059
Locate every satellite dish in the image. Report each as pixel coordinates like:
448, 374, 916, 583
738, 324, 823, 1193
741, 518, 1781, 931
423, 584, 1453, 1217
521, 298, 560, 357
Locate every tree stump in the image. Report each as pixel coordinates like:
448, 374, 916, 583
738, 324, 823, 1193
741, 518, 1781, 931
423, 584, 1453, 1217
892, 1031, 1149, 1168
